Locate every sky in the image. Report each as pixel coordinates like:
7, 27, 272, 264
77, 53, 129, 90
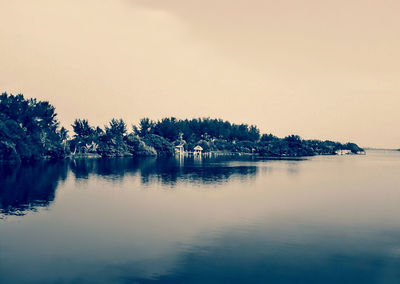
0, 0, 399, 148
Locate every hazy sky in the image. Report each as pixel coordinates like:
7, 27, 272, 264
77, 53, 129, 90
1, 0, 399, 148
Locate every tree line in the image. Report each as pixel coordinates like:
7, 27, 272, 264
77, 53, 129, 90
0, 93, 364, 162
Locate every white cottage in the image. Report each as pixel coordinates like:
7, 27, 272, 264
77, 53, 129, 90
193, 145, 203, 156
335, 149, 352, 155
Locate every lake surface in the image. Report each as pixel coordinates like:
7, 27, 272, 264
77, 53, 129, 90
1, 150, 400, 283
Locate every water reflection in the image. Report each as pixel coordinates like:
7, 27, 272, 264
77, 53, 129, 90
0, 161, 68, 216
139, 158, 257, 186
1, 152, 399, 283
69, 158, 143, 180
69, 157, 258, 186
0, 157, 258, 215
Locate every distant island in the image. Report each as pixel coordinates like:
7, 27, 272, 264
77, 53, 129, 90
0, 93, 364, 163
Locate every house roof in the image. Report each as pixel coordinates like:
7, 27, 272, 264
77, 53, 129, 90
194, 145, 203, 151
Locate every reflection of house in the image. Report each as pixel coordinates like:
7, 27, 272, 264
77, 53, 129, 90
175, 144, 184, 155
194, 145, 203, 156
336, 149, 351, 155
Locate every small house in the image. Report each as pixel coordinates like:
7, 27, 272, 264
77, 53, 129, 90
193, 145, 203, 156
335, 149, 352, 155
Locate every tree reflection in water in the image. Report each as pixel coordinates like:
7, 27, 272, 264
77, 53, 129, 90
0, 161, 68, 216
0, 157, 258, 216
70, 157, 258, 186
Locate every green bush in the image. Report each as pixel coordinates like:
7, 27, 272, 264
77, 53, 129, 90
125, 134, 157, 157
142, 134, 174, 156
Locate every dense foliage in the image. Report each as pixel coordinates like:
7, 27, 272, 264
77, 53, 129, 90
0, 93, 68, 162
132, 117, 363, 156
134, 117, 261, 142
0, 93, 364, 162
69, 119, 167, 157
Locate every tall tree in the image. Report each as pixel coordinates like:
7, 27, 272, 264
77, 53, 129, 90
134, 118, 154, 137
0, 92, 67, 161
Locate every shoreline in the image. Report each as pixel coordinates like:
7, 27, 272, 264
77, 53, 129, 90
0, 151, 366, 165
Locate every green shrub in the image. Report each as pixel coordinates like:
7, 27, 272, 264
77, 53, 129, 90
142, 134, 174, 156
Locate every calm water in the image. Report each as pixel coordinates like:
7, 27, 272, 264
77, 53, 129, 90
1, 150, 400, 283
